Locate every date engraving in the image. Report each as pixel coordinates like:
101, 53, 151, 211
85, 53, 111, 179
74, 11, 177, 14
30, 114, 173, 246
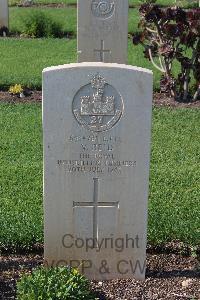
58, 158, 136, 175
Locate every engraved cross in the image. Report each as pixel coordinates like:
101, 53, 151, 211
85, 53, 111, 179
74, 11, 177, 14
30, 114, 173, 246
94, 40, 111, 62
73, 178, 119, 241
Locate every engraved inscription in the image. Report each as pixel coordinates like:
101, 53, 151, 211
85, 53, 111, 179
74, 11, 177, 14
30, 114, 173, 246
68, 135, 121, 143
91, 0, 115, 19
57, 133, 136, 176
72, 74, 124, 132
59, 134, 137, 176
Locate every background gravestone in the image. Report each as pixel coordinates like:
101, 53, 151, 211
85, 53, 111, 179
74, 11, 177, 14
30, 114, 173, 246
77, 0, 128, 63
43, 62, 153, 280
0, 0, 8, 32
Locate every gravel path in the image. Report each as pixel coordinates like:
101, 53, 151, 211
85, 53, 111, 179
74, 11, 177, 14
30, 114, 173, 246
0, 252, 199, 300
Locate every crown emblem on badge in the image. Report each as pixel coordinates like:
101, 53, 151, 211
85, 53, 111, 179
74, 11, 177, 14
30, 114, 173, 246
91, 74, 106, 89
80, 74, 115, 116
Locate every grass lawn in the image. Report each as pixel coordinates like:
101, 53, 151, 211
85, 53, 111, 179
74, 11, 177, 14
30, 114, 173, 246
149, 108, 200, 245
9, 6, 139, 36
0, 38, 164, 90
0, 103, 43, 250
3, 1, 195, 91
0, 38, 76, 89
9, 7, 77, 35
0, 104, 199, 251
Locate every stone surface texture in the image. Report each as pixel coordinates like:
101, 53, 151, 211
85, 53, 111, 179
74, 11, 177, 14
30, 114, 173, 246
43, 62, 153, 280
77, 0, 128, 64
0, 0, 8, 29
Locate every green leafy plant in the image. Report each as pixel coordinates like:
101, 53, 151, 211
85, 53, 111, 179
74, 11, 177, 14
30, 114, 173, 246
21, 10, 63, 38
17, 266, 98, 300
132, 3, 200, 102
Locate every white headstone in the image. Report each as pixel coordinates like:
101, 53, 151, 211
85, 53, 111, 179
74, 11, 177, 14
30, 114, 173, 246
77, 0, 128, 63
43, 62, 153, 280
0, 0, 8, 30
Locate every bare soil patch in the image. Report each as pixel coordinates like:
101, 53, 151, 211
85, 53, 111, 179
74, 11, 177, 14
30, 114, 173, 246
0, 91, 199, 108
0, 90, 42, 104
154, 93, 200, 109
0, 252, 199, 300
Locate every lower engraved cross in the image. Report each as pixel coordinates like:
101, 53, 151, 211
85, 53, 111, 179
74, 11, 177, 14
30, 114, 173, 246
94, 40, 111, 62
73, 178, 119, 242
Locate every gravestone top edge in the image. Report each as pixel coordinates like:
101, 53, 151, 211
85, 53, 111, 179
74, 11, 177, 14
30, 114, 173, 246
42, 62, 153, 75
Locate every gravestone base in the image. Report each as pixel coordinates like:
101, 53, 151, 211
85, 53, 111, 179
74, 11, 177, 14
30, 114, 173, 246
43, 62, 153, 280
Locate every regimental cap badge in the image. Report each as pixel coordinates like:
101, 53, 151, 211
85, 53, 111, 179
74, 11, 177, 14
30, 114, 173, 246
81, 74, 114, 116
72, 73, 124, 132
91, 0, 115, 19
